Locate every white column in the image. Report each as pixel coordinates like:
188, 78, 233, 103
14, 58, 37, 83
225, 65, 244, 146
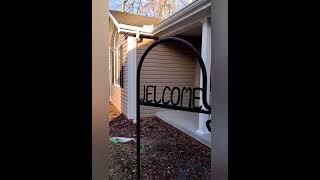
196, 17, 211, 135
127, 36, 137, 123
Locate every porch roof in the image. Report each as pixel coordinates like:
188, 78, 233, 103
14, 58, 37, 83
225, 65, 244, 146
110, 10, 160, 27
109, 0, 211, 37
153, 0, 211, 37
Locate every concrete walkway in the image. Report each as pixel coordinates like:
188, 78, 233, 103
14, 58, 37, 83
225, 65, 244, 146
156, 110, 211, 147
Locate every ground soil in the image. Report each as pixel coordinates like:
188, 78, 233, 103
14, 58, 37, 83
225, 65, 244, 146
109, 103, 211, 180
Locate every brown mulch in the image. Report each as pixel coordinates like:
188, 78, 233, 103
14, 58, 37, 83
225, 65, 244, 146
109, 103, 211, 180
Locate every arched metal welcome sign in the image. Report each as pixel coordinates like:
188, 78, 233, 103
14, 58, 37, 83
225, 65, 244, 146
136, 37, 211, 179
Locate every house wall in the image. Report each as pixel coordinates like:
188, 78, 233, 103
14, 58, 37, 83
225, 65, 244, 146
109, 27, 128, 116
137, 37, 200, 117
194, 59, 201, 107
180, 36, 202, 107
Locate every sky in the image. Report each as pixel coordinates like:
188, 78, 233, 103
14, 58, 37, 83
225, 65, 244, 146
109, 0, 121, 11
109, 0, 152, 14
109, 0, 147, 13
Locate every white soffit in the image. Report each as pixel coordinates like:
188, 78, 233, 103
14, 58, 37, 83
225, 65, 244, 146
153, 0, 211, 37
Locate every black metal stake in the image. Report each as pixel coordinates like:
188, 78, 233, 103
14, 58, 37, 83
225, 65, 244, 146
136, 37, 211, 179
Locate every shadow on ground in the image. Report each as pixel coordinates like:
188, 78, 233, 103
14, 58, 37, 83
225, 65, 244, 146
108, 103, 211, 180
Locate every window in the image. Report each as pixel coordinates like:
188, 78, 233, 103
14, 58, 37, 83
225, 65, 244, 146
111, 32, 121, 86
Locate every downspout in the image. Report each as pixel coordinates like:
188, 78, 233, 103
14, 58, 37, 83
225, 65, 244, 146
135, 29, 140, 42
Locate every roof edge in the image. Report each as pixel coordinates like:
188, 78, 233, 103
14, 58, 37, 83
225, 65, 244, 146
109, 0, 211, 37
109, 11, 155, 36
153, 0, 211, 35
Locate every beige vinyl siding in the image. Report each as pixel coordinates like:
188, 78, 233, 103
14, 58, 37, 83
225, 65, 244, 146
137, 38, 199, 117
110, 27, 128, 115
194, 59, 200, 107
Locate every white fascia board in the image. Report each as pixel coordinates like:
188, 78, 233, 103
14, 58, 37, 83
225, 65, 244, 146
119, 29, 154, 36
153, 0, 211, 36
119, 24, 154, 36
109, 12, 120, 32
119, 24, 153, 33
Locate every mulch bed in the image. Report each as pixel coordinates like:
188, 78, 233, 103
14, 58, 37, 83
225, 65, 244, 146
109, 103, 211, 179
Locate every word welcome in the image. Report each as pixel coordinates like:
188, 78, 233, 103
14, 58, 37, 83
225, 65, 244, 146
140, 85, 207, 110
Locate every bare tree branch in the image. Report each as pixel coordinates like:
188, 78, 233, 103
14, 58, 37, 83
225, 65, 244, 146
111, 0, 190, 19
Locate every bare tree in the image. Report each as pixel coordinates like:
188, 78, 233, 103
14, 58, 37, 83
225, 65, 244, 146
110, 0, 192, 19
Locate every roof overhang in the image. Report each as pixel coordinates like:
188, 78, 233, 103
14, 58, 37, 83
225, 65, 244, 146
153, 0, 211, 38
109, 12, 154, 37
108, 0, 211, 38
